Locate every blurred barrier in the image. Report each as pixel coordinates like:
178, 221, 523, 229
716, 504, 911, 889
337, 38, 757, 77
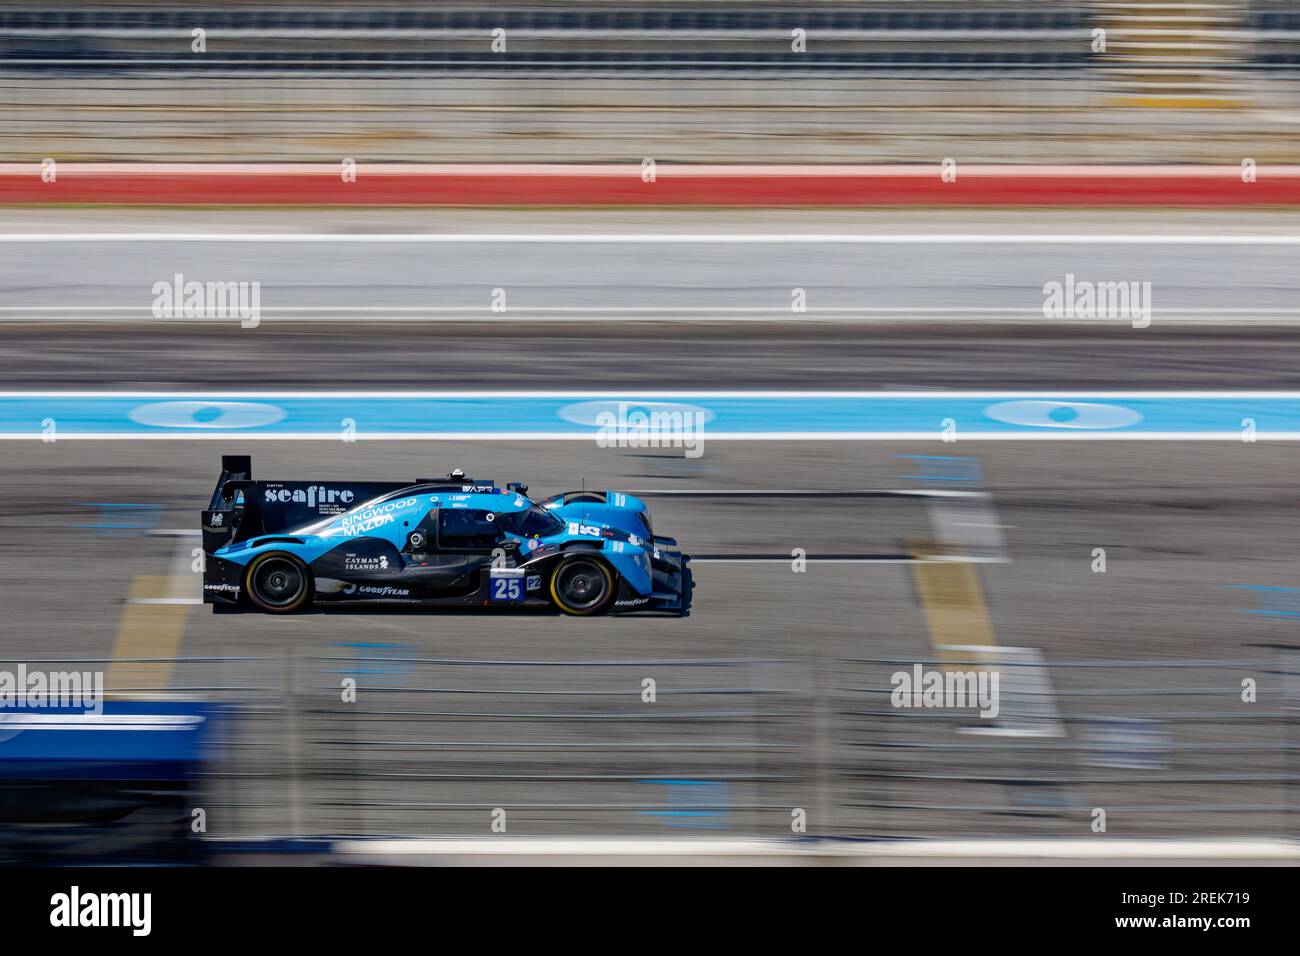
298, 651, 1300, 841
0, 649, 1292, 856
4, 649, 1289, 851
298, 655, 809, 838
0, 0, 1294, 76
5, 3, 1300, 164
0, 2, 1092, 72
830, 655, 1296, 838
6, 162, 1300, 205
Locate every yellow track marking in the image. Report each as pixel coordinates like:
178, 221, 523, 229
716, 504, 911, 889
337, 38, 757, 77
105, 575, 191, 693
1106, 96, 1244, 109
907, 540, 996, 668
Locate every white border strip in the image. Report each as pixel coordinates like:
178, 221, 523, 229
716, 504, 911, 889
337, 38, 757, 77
330, 837, 1300, 859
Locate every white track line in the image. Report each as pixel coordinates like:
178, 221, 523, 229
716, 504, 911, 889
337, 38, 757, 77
4, 233, 1300, 243
3, 306, 1296, 314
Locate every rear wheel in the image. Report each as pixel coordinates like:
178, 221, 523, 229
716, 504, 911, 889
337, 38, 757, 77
549, 555, 616, 616
245, 553, 312, 613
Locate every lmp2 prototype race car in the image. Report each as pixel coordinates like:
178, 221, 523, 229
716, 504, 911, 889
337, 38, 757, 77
201, 457, 687, 616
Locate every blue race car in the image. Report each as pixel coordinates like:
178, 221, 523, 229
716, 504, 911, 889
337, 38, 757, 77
201, 456, 687, 616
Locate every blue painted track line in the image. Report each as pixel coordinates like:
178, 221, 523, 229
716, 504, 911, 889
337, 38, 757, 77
0, 392, 1298, 438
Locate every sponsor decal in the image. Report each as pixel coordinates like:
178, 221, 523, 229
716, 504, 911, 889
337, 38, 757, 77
344, 554, 390, 572
332, 497, 420, 533
264, 485, 356, 511
356, 585, 410, 597
332, 515, 393, 535
567, 521, 601, 537
204, 583, 240, 593
209, 512, 224, 527
614, 597, 651, 608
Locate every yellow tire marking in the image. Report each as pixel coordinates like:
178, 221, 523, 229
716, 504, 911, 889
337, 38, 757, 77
549, 559, 614, 615
246, 553, 310, 612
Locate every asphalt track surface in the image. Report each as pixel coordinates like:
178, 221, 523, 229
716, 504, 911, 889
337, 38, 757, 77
6, 234, 1300, 320
5, 210, 1300, 389
3, 440, 1294, 841
10, 439, 1289, 664
8, 323, 1300, 389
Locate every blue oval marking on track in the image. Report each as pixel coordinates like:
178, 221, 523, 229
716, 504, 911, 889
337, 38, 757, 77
983, 400, 1144, 430
127, 400, 287, 430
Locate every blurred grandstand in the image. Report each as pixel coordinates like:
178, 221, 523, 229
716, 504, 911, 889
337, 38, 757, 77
2, 1, 1299, 163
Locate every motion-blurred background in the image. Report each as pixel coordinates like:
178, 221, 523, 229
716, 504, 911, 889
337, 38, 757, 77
2, 2, 1299, 867
4, 0, 1300, 163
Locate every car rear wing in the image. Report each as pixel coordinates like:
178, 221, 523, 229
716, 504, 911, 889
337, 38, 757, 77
201, 455, 409, 553
202, 455, 254, 552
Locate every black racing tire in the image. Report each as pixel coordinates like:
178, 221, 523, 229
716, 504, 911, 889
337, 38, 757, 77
245, 552, 312, 613
549, 555, 616, 616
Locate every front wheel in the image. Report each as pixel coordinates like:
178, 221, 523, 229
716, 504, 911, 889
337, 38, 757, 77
245, 552, 312, 613
549, 555, 616, 616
